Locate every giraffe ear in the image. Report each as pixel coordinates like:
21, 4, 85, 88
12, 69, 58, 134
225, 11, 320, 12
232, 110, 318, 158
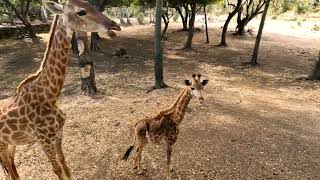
43, 0, 64, 14
201, 79, 209, 86
184, 80, 191, 86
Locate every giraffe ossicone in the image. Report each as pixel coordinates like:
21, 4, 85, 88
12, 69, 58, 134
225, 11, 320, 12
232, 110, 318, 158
0, 0, 120, 179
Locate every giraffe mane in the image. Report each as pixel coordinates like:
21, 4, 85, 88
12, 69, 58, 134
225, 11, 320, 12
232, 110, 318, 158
16, 15, 60, 93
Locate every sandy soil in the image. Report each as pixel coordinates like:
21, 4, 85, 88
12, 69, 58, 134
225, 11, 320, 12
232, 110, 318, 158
0, 21, 320, 180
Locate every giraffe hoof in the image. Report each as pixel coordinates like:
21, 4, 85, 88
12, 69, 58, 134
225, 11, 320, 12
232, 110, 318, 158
170, 167, 174, 172
138, 170, 144, 175
137, 168, 147, 175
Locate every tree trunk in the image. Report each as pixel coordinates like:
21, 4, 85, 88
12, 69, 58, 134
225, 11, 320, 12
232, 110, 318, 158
90, 2, 107, 51
204, 5, 209, 43
183, 6, 189, 31
23, 0, 32, 19
40, 6, 48, 23
7, 10, 15, 25
219, 0, 242, 47
235, 7, 246, 36
71, 32, 79, 54
90, 32, 101, 51
149, 8, 153, 23
3, 0, 38, 43
154, 0, 167, 89
236, 21, 246, 35
176, 6, 189, 31
126, 7, 131, 25
75, 31, 98, 94
234, 7, 248, 36
184, 3, 197, 51
182, 14, 188, 31
161, 15, 169, 40
308, 51, 320, 80
251, 0, 271, 65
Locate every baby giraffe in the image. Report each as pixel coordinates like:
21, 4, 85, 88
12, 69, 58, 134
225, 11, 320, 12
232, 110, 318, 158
122, 73, 209, 180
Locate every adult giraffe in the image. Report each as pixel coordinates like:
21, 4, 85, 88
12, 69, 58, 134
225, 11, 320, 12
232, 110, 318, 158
0, 0, 120, 179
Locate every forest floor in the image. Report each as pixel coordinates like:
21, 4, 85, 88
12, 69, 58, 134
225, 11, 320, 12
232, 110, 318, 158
0, 21, 320, 180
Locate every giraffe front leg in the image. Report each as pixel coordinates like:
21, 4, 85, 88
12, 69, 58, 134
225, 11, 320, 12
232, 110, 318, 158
0, 143, 20, 180
166, 145, 173, 180
8, 145, 19, 180
41, 143, 64, 180
55, 132, 73, 180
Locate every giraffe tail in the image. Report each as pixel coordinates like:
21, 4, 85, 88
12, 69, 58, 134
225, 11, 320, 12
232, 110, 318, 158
122, 145, 134, 161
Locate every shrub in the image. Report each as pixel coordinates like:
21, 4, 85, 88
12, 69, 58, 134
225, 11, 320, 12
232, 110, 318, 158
297, 2, 309, 14
314, 24, 320, 31
137, 12, 145, 24
173, 13, 179, 22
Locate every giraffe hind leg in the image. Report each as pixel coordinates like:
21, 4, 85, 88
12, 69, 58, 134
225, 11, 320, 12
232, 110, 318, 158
135, 142, 146, 175
132, 134, 147, 174
8, 145, 19, 179
0, 143, 20, 180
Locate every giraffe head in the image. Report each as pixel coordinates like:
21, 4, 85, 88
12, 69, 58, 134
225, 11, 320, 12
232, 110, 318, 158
184, 73, 209, 104
43, 0, 121, 32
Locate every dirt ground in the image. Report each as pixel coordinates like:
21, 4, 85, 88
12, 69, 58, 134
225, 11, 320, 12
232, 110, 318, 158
0, 21, 320, 180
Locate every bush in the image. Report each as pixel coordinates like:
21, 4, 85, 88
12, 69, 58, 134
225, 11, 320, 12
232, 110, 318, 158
137, 12, 145, 24
314, 24, 320, 31
297, 1, 309, 14
173, 13, 179, 22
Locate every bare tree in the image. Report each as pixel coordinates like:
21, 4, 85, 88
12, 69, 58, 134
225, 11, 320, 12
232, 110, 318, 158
91, 0, 108, 51
175, 4, 189, 31
250, 0, 271, 65
23, 0, 32, 19
74, 32, 98, 94
184, 1, 197, 51
204, 5, 209, 43
161, 3, 175, 40
3, 0, 39, 43
219, 0, 242, 47
152, 0, 168, 90
235, 0, 266, 36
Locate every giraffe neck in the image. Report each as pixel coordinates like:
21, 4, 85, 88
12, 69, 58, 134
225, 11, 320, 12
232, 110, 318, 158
18, 15, 72, 105
169, 88, 192, 125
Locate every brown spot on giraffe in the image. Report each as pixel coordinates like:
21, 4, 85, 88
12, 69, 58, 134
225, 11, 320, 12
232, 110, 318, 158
28, 112, 35, 120
8, 123, 18, 131
12, 132, 25, 140
19, 106, 26, 115
7, 110, 18, 118
28, 123, 35, 130
55, 67, 62, 76
57, 78, 64, 87
19, 125, 28, 131
2, 136, 10, 143
122, 74, 209, 180
2, 127, 10, 134
0, 122, 5, 128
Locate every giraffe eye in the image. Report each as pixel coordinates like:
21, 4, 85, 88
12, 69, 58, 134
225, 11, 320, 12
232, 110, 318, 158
77, 9, 87, 16
191, 87, 195, 90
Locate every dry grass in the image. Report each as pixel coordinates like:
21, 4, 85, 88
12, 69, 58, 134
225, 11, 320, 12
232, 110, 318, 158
0, 22, 320, 179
